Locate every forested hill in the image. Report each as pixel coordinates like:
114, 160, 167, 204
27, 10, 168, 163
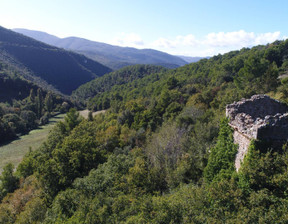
14, 28, 188, 70
0, 59, 76, 144
3, 39, 288, 223
72, 64, 168, 100
83, 40, 288, 113
0, 26, 112, 95
0, 62, 39, 103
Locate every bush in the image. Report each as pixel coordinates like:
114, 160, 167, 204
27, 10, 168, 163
204, 118, 238, 182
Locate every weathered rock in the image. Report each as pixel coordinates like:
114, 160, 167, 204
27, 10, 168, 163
226, 94, 288, 171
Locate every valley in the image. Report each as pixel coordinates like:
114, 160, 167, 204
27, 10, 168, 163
0, 26, 112, 95
1, 24, 288, 223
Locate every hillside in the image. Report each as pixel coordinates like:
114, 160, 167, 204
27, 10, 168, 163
72, 64, 167, 100
0, 64, 38, 103
14, 28, 188, 70
2, 39, 288, 223
0, 26, 112, 95
0, 60, 74, 145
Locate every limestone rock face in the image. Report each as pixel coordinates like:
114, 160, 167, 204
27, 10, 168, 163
226, 95, 288, 171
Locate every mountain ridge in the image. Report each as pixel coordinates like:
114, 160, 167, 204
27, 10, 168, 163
0, 26, 112, 95
14, 28, 189, 70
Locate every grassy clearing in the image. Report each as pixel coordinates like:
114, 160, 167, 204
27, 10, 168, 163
0, 114, 65, 172
79, 109, 106, 119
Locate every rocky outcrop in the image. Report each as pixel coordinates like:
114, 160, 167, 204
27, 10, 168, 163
226, 95, 288, 171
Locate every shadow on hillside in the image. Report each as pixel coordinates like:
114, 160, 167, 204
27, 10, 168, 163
0, 137, 21, 147
0, 114, 64, 148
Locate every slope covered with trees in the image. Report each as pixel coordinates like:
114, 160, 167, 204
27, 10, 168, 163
72, 64, 168, 100
0, 26, 112, 95
0, 59, 76, 145
2, 39, 288, 223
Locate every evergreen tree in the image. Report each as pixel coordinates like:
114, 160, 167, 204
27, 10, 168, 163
44, 92, 53, 113
36, 88, 43, 118
29, 89, 35, 103
88, 111, 93, 121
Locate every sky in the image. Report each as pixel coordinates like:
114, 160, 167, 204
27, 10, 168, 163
0, 0, 288, 57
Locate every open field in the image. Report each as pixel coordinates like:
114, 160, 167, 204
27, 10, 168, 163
79, 109, 106, 119
0, 110, 105, 173
0, 113, 65, 172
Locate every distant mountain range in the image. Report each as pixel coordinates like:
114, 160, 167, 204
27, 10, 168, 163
0, 26, 112, 95
14, 29, 191, 70
0, 26, 206, 98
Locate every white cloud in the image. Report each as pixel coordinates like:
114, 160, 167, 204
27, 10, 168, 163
111, 33, 144, 48
152, 37, 176, 48
254, 32, 281, 45
109, 30, 284, 57
204, 30, 255, 47
150, 30, 283, 56
151, 34, 198, 49
204, 30, 281, 48
177, 34, 198, 46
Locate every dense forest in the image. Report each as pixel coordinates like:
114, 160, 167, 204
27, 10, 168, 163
1, 39, 288, 223
0, 61, 74, 145
72, 65, 168, 101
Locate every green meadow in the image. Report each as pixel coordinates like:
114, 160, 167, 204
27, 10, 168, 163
0, 114, 65, 172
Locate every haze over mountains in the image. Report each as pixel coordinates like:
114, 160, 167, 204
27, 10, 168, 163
178, 55, 210, 63
0, 25, 210, 101
0, 26, 112, 95
0, 26, 204, 98
14, 28, 194, 70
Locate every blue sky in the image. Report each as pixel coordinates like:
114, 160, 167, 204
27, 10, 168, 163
1, 0, 287, 56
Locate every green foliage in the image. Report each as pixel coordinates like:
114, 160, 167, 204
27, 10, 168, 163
28, 88, 35, 103
64, 108, 82, 132
73, 64, 166, 100
73, 150, 134, 195
4, 40, 288, 223
204, 118, 238, 182
45, 91, 53, 113
15, 197, 46, 224
88, 111, 93, 121
46, 189, 85, 222
0, 163, 19, 200
16, 148, 38, 178
20, 110, 37, 130
0, 117, 16, 142
3, 113, 26, 134
239, 141, 288, 195
145, 122, 187, 189
0, 60, 75, 144
36, 88, 43, 118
